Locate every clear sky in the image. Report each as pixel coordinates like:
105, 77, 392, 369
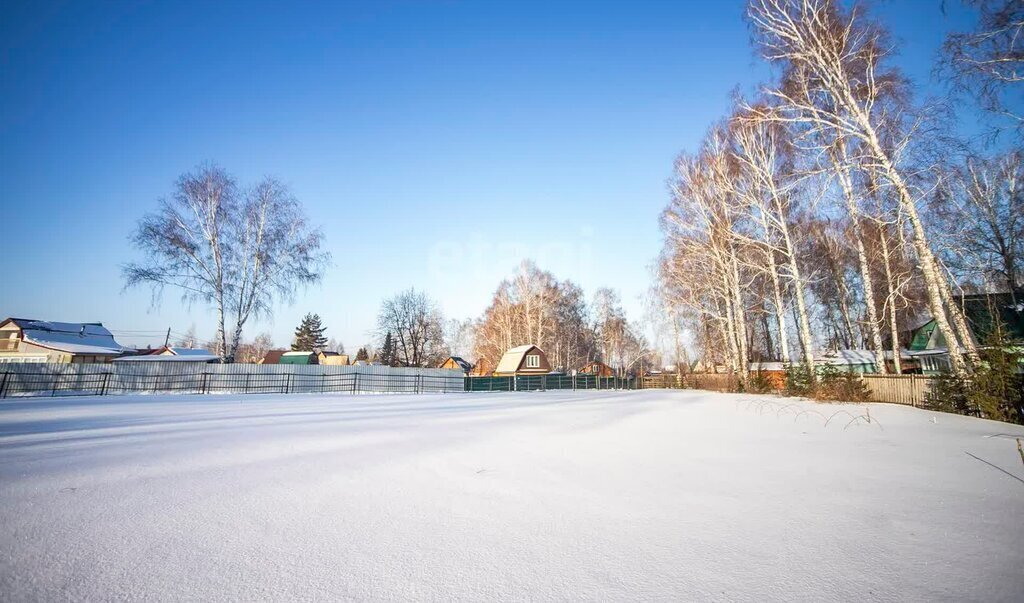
0, 1, 979, 351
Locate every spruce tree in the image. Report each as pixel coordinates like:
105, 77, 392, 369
292, 313, 328, 351
355, 347, 369, 361
380, 331, 394, 366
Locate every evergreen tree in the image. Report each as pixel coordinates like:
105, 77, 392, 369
355, 347, 369, 361
380, 331, 394, 366
292, 313, 328, 351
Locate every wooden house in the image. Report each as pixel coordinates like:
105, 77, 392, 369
259, 350, 288, 365
468, 358, 491, 376
904, 292, 1024, 374
578, 361, 613, 377
0, 317, 126, 364
439, 356, 473, 374
317, 351, 350, 366
493, 345, 550, 376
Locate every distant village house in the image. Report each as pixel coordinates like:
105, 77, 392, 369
439, 356, 473, 374
578, 361, 613, 377
493, 345, 550, 376
114, 346, 219, 363
318, 351, 350, 366
0, 318, 126, 364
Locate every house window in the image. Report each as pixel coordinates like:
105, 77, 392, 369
526, 354, 540, 368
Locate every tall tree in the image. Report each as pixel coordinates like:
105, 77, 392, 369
747, 0, 978, 373
292, 313, 328, 351
933, 151, 1024, 303
379, 332, 395, 367
376, 289, 446, 367
123, 164, 329, 362
472, 262, 599, 372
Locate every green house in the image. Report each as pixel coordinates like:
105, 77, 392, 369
906, 293, 1024, 374
279, 351, 318, 365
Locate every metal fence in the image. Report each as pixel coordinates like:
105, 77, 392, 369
465, 374, 639, 392
0, 363, 940, 408
0, 363, 464, 398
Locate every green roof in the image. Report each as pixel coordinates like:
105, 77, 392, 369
909, 293, 1024, 351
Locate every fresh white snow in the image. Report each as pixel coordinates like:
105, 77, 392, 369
1, 390, 1022, 601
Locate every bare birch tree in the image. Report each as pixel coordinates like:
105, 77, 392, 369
124, 164, 329, 362
376, 289, 446, 367
747, 0, 978, 373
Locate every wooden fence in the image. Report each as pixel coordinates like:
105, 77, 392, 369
683, 373, 740, 392
860, 374, 935, 407
676, 372, 935, 407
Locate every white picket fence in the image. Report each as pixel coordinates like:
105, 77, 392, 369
0, 363, 465, 397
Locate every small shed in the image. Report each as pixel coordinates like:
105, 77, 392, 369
280, 351, 318, 365
439, 356, 473, 374
493, 345, 550, 376
259, 350, 287, 365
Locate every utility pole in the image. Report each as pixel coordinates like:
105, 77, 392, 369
164, 327, 171, 348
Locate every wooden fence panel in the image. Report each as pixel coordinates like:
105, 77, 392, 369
860, 375, 934, 407
684, 373, 740, 392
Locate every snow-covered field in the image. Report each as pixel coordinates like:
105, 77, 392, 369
1, 390, 1022, 601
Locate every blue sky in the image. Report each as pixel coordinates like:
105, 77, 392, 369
0, 1, 979, 351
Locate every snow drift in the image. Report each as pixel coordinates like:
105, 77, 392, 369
0, 390, 1021, 601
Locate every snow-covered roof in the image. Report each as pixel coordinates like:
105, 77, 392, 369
818, 349, 916, 365
9, 319, 126, 356
819, 349, 878, 365
495, 345, 544, 374
905, 348, 949, 357
444, 356, 473, 371
114, 353, 219, 363
165, 347, 216, 358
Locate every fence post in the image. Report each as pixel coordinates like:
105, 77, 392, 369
416, 374, 422, 394
51, 371, 59, 397
910, 374, 917, 408
201, 372, 208, 395
353, 372, 360, 394
0, 370, 8, 399
285, 373, 291, 394
100, 372, 110, 396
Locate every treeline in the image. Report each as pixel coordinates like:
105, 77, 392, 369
471, 261, 648, 374
657, 0, 1022, 386
371, 261, 649, 373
